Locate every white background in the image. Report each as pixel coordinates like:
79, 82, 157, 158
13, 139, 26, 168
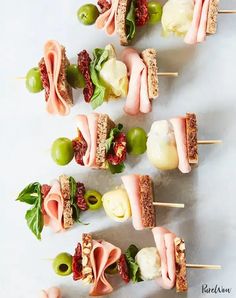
1, 0, 236, 297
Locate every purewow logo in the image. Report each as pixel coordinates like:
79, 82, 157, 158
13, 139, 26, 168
202, 284, 232, 294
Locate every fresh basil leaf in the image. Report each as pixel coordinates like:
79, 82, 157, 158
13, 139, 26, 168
90, 48, 109, 109
94, 49, 109, 72
105, 124, 124, 153
69, 176, 77, 202
125, 244, 142, 283
71, 203, 80, 222
126, 244, 139, 258
69, 176, 89, 225
91, 85, 106, 110
16, 182, 41, 205
25, 201, 43, 240
69, 176, 80, 222
126, 0, 136, 40
108, 162, 125, 174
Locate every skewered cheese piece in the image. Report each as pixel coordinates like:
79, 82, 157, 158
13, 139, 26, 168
147, 120, 179, 170
135, 247, 162, 280
102, 188, 131, 222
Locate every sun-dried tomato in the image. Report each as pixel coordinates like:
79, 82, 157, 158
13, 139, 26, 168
72, 242, 83, 280
41, 184, 51, 215
41, 184, 51, 198
76, 182, 88, 211
107, 133, 127, 165
38, 58, 50, 101
97, 0, 111, 13
117, 254, 130, 283
72, 131, 88, 166
135, 0, 149, 26
78, 50, 94, 103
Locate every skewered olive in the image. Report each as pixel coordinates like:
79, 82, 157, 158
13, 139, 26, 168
84, 190, 102, 210
25, 67, 43, 93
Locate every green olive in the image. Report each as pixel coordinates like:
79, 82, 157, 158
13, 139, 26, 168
51, 138, 74, 166
148, 2, 163, 25
66, 64, 85, 89
25, 67, 43, 93
77, 4, 99, 25
84, 190, 102, 210
52, 252, 72, 276
127, 127, 147, 155
105, 262, 118, 275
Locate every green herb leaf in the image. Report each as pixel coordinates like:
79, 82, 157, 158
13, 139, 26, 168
90, 48, 109, 109
16, 182, 41, 205
25, 205, 44, 240
125, 244, 142, 283
108, 162, 125, 174
94, 49, 109, 72
105, 124, 123, 153
69, 176, 80, 222
126, 0, 136, 40
69, 176, 77, 201
23, 183, 43, 240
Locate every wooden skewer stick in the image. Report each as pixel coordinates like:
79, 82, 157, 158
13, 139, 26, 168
186, 264, 222, 270
197, 140, 222, 145
17, 73, 179, 79
218, 10, 236, 14
16, 76, 26, 80
153, 202, 185, 208
157, 72, 178, 77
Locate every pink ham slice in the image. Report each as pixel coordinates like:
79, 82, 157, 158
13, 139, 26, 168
139, 66, 152, 114
39, 287, 62, 298
121, 174, 143, 230
43, 180, 64, 232
87, 113, 99, 167
44, 40, 70, 115
152, 227, 176, 289
75, 114, 91, 166
197, 0, 210, 42
95, 0, 119, 36
121, 48, 150, 115
90, 239, 121, 296
170, 117, 191, 174
184, 0, 203, 44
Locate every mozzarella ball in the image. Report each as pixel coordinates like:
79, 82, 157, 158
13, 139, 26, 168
135, 247, 162, 280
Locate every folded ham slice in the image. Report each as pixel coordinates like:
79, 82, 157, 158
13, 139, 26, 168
75, 114, 91, 166
184, 0, 203, 44
197, 0, 210, 42
43, 180, 64, 232
121, 48, 150, 115
95, 0, 119, 35
170, 117, 191, 174
87, 113, 99, 167
139, 66, 152, 114
43, 40, 71, 115
152, 227, 176, 289
39, 287, 61, 298
90, 240, 121, 296
121, 174, 143, 230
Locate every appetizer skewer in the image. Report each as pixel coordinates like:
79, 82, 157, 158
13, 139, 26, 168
77, 0, 163, 46
50, 228, 221, 295
22, 40, 177, 116
16, 174, 184, 239
162, 0, 236, 45
77, 0, 236, 46
146, 112, 222, 173
39, 287, 61, 298
50, 112, 221, 174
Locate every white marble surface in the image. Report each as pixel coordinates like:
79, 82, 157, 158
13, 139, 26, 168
1, 0, 236, 297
